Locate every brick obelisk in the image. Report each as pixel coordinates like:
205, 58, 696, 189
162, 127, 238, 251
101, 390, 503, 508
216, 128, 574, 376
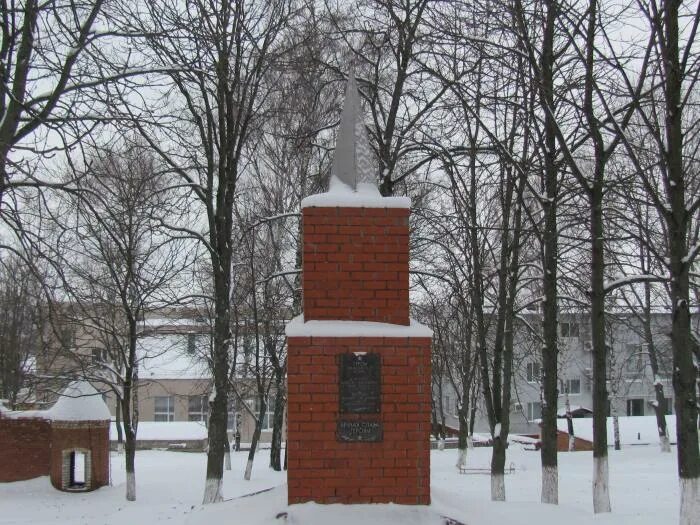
285, 72, 432, 505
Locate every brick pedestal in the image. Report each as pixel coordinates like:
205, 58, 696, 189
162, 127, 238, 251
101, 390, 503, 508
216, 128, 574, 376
303, 207, 410, 325
286, 200, 432, 505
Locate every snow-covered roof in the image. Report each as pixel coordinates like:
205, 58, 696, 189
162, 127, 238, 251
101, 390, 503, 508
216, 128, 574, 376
556, 415, 677, 445
110, 421, 207, 441
285, 315, 432, 338
301, 186, 411, 209
138, 334, 210, 380
556, 405, 592, 417
46, 381, 111, 422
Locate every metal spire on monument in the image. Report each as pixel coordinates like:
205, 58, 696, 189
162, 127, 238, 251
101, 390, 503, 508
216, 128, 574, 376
329, 67, 378, 194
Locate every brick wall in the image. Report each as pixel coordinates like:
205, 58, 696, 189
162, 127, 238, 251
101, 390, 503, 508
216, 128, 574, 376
302, 207, 409, 325
50, 421, 110, 491
556, 429, 593, 452
0, 415, 51, 482
287, 336, 431, 504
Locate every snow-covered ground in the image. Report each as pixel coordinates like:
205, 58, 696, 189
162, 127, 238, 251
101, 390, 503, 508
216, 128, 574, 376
0, 444, 679, 525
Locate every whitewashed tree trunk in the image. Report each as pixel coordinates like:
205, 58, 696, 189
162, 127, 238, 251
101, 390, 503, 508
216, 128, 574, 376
225, 450, 231, 471
438, 437, 445, 451
456, 447, 467, 469
659, 433, 671, 453
126, 471, 136, 502
491, 473, 505, 501
613, 415, 621, 450
680, 477, 699, 525
541, 465, 558, 504
203, 478, 223, 503
593, 456, 611, 513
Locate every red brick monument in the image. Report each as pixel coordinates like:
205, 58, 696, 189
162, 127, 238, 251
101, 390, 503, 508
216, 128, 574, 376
286, 72, 432, 505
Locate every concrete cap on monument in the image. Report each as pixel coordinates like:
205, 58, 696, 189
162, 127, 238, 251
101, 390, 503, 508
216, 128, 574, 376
302, 67, 410, 209
46, 381, 111, 422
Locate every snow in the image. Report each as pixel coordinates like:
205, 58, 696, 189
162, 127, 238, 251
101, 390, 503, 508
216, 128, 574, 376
110, 421, 208, 441
556, 405, 591, 417
285, 315, 433, 338
45, 381, 111, 421
556, 416, 676, 445
301, 182, 411, 209
138, 334, 210, 380
0, 445, 681, 525
602, 274, 664, 293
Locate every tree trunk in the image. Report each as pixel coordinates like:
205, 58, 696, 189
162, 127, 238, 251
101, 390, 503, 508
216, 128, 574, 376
115, 399, 124, 454
456, 403, 469, 468
125, 428, 136, 502
491, 436, 507, 501
565, 395, 575, 452
244, 400, 266, 481
590, 185, 611, 513
661, 2, 700, 523
643, 284, 671, 453
269, 382, 285, 471
539, 0, 560, 505
202, 281, 231, 503
224, 439, 231, 471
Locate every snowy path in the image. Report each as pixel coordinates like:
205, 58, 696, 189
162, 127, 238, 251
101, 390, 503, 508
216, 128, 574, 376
0, 445, 678, 524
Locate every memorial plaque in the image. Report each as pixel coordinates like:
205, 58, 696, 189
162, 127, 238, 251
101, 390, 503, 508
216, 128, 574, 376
339, 353, 381, 413
337, 420, 383, 442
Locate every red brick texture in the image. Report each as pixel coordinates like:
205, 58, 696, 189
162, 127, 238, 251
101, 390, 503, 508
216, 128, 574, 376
287, 336, 431, 504
0, 412, 109, 490
0, 415, 51, 482
302, 207, 410, 325
50, 422, 110, 491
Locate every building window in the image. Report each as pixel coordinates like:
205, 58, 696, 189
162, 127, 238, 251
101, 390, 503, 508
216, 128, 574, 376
560, 322, 580, 338
187, 333, 196, 355
626, 398, 644, 416
626, 352, 645, 373
444, 395, 452, 415
154, 396, 175, 422
527, 402, 542, 421
564, 378, 581, 395
188, 395, 208, 422
526, 362, 541, 383
246, 397, 275, 431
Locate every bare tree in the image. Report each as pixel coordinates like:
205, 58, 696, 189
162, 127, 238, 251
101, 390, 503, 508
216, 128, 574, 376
327, 0, 447, 195
113, 0, 297, 502
46, 141, 187, 501
0, 253, 47, 408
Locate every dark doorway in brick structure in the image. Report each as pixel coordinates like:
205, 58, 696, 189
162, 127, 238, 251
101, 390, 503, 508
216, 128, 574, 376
62, 448, 91, 491
69, 451, 87, 488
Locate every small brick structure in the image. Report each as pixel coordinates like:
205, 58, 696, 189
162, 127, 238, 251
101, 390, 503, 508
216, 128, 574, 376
0, 381, 110, 492
50, 419, 110, 491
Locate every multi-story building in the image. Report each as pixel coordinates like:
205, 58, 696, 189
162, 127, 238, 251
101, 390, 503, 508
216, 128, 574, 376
437, 311, 683, 436
32, 307, 284, 443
